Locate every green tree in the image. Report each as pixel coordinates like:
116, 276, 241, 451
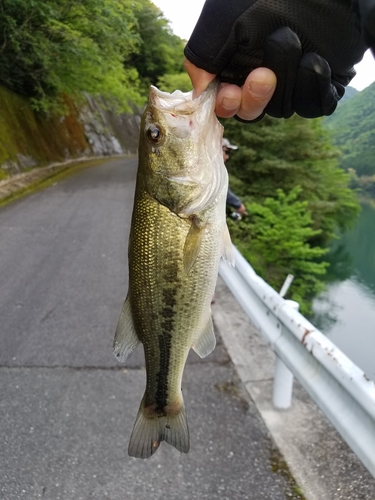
229, 188, 328, 314
157, 73, 192, 93
222, 114, 360, 311
223, 114, 360, 243
0, 0, 143, 112
126, 0, 186, 92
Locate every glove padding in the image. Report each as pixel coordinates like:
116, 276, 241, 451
262, 28, 341, 118
358, 0, 375, 53
185, 0, 368, 119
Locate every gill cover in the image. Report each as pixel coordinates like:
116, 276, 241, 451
142, 81, 228, 216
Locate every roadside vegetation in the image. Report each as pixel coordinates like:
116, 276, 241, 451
0, 0, 186, 113
223, 115, 359, 313
0, 0, 360, 312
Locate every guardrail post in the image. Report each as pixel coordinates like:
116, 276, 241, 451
273, 356, 294, 409
272, 298, 299, 409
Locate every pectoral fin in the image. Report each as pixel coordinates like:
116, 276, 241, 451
113, 295, 140, 362
192, 315, 216, 358
221, 224, 235, 266
183, 217, 206, 274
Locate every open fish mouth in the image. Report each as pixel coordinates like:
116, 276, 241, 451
149, 79, 219, 114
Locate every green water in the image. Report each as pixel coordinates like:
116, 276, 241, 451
312, 203, 375, 380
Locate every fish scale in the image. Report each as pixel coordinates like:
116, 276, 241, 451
130, 193, 213, 402
113, 81, 234, 458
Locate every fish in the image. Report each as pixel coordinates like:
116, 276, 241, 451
113, 81, 234, 459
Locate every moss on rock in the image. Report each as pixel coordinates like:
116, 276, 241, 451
0, 84, 140, 177
0, 86, 90, 174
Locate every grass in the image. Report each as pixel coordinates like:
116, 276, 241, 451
270, 448, 306, 499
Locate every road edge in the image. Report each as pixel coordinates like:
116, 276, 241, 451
0, 154, 134, 208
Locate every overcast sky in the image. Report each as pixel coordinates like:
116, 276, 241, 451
153, 0, 375, 92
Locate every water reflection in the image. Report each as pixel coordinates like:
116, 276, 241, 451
338, 203, 375, 294
323, 242, 353, 284
311, 203, 375, 380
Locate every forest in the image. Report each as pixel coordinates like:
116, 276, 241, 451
324, 82, 375, 196
0, 0, 186, 113
0, 0, 360, 313
221, 115, 359, 313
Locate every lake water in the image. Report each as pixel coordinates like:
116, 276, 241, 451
311, 202, 375, 381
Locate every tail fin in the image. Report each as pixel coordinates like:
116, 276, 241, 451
128, 398, 190, 459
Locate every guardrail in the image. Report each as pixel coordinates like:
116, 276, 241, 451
219, 246, 375, 477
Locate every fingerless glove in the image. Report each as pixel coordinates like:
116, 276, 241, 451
185, 0, 369, 118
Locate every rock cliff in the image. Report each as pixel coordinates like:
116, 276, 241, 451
0, 86, 142, 178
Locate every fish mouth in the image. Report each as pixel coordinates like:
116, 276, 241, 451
149, 79, 219, 115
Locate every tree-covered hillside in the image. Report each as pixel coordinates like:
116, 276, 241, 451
324, 82, 375, 177
338, 85, 358, 104
222, 115, 359, 313
0, 0, 186, 113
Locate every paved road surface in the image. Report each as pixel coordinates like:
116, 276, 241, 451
0, 158, 300, 500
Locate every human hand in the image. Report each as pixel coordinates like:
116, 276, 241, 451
185, 0, 368, 119
184, 59, 276, 122
236, 204, 248, 216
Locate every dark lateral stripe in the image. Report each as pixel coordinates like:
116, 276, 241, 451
155, 330, 173, 413
154, 259, 179, 413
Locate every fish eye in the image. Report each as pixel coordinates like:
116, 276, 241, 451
147, 125, 162, 144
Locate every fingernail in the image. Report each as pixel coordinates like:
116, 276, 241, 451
222, 97, 241, 111
248, 81, 274, 99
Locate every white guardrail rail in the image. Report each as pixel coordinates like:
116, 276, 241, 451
219, 246, 375, 477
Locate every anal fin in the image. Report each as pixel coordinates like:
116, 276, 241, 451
193, 315, 216, 358
113, 295, 140, 362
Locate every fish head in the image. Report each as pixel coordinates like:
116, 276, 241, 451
138, 81, 227, 215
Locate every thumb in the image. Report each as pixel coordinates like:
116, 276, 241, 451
184, 58, 216, 98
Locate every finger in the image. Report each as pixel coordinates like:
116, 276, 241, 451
293, 53, 339, 117
262, 27, 301, 118
184, 58, 216, 98
236, 68, 277, 122
215, 83, 242, 118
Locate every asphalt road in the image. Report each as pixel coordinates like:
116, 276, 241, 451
0, 158, 301, 500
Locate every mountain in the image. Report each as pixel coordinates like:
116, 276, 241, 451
339, 85, 358, 104
324, 82, 375, 176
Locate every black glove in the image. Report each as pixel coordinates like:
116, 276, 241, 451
185, 0, 368, 119
358, 0, 375, 53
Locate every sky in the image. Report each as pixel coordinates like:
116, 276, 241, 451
152, 0, 375, 92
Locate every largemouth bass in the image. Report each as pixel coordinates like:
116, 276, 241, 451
113, 81, 234, 459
